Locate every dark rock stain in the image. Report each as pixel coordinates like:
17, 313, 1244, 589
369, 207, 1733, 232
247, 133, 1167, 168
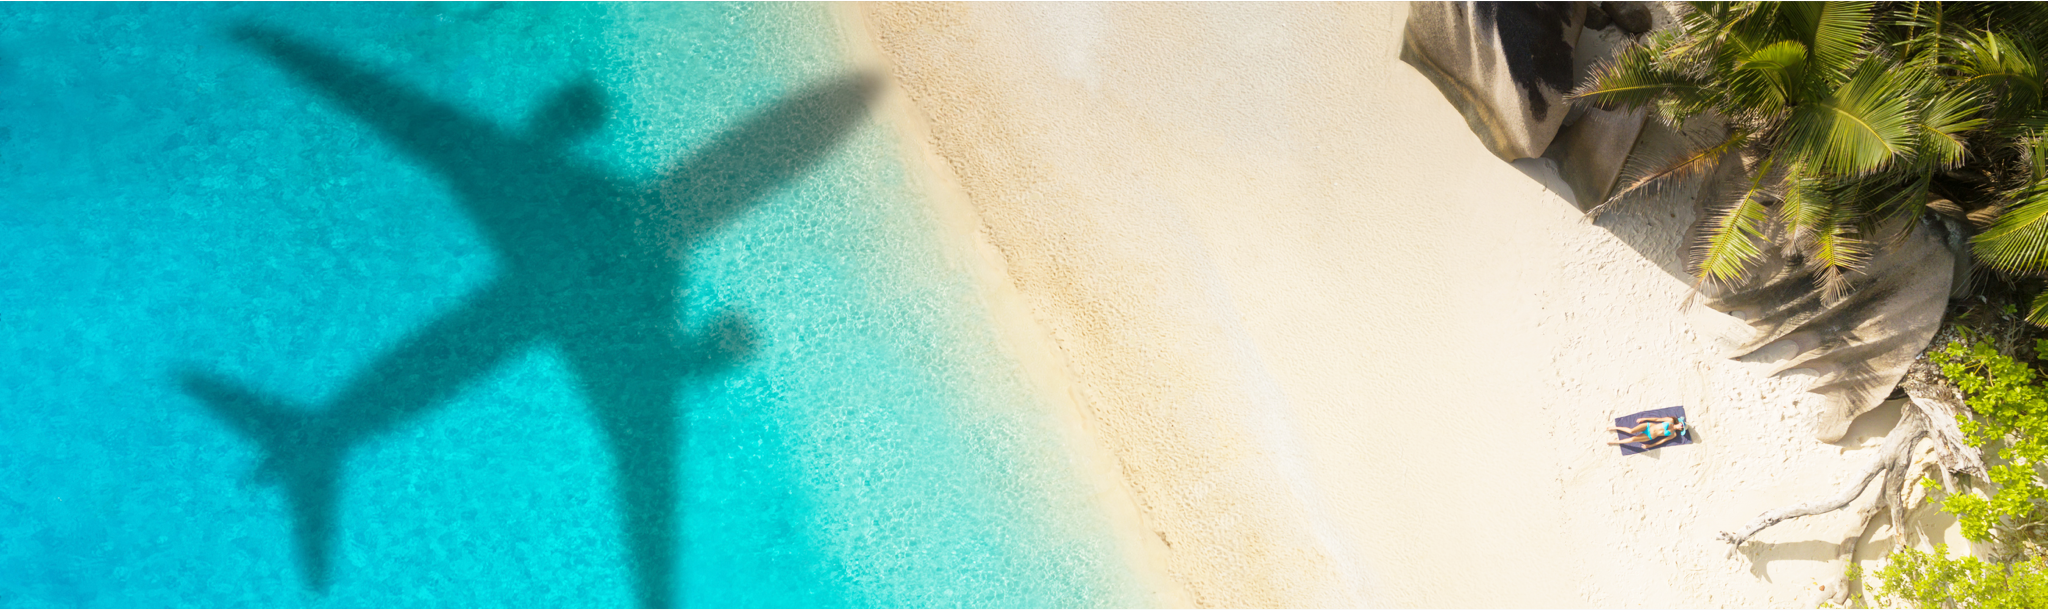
1475, 2, 1577, 121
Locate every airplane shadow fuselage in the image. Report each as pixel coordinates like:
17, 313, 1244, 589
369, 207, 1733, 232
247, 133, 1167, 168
177, 25, 876, 609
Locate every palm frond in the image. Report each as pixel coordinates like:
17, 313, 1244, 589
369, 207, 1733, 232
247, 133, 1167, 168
1776, 167, 1823, 229
2028, 136, 2048, 183
1680, 2, 1744, 44
1915, 89, 1986, 169
1973, 183, 2048, 274
1949, 3, 2048, 55
1728, 40, 1811, 113
1677, 2, 1771, 69
1806, 205, 1865, 301
1780, 58, 1919, 175
1571, 41, 1704, 111
1886, 0, 1946, 64
1783, 1, 1876, 80
1693, 174, 1776, 285
1870, 168, 1936, 224
2028, 289, 2048, 326
1771, 167, 1874, 300
1953, 31, 2044, 117
1591, 128, 1751, 218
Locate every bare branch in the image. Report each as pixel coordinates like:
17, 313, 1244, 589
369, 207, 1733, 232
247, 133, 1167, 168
1719, 411, 1930, 545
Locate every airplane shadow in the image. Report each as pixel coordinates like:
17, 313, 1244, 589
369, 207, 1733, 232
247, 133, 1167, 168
174, 24, 876, 608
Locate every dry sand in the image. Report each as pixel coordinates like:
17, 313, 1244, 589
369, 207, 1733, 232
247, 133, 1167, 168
849, 3, 1970, 607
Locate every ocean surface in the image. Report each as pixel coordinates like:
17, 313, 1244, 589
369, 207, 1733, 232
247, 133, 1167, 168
0, 3, 1147, 607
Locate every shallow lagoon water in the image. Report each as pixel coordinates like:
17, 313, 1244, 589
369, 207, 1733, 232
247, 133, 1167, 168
0, 3, 1145, 607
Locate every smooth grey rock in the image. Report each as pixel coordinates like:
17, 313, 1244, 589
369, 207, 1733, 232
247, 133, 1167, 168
1585, 5, 1612, 30
1401, 1, 1587, 161
1702, 213, 1958, 444
1548, 106, 1647, 210
1543, 20, 1650, 210
1603, 1, 1653, 35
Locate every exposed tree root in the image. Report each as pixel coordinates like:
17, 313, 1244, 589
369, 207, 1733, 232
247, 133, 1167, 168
1719, 409, 1930, 547
1717, 355, 1988, 605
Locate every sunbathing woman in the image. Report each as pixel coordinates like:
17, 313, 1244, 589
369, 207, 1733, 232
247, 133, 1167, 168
1608, 416, 1687, 448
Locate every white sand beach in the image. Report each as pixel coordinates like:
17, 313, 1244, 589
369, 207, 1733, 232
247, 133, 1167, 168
849, 3, 1968, 606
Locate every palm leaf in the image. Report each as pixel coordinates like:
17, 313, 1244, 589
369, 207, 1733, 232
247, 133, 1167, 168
1783, 1, 1875, 81
1973, 183, 2048, 274
1914, 89, 1986, 169
1572, 42, 1704, 112
1869, 168, 1936, 224
1728, 40, 1811, 113
1679, 2, 1746, 46
1693, 173, 1776, 285
1954, 31, 2044, 117
1675, 2, 1769, 76
1779, 58, 1918, 175
2028, 289, 2048, 326
1776, 167, 1824, 229
1806, 205, 1865, 301
1591, 128, 1751, 218
1960, 3, 2048, 47
1887, 0, 1946, 64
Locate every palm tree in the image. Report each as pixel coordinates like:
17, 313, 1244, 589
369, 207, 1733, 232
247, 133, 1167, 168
1573, 1, 2048, 320
1569, 5, 2048, 602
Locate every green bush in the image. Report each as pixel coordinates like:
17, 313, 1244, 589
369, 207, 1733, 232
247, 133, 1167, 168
1928, 331, 2048, 549
1866, 331, 2048, 608
1873, 545, 2048, 608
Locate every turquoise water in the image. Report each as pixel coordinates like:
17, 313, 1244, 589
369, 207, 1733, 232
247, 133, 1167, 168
0, 3, 1148, 607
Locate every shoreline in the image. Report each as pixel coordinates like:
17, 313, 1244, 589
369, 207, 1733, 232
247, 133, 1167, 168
830, 6, 1193, 606
850, 3, 1974, 607
850, 4, 1370, 605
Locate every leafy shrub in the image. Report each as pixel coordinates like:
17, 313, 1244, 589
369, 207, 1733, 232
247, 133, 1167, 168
1866, 331, 2048, 608
1872, 545, 2048, 608
1929, 331, 2048, 549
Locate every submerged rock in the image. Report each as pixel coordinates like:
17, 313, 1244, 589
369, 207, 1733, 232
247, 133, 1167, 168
1401, 1, 1586, 161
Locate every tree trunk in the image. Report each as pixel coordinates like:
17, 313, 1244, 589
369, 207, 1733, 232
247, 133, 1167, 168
1899, 355, 1989, 479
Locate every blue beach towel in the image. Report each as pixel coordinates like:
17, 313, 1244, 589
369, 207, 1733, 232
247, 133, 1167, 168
1615, 406, 1692, 455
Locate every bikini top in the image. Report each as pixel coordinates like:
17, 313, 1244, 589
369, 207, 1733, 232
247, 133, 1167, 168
1650, 417, 1688, 439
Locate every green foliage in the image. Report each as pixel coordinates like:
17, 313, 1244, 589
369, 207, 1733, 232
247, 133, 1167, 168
1872, 545, 2048, 608
1570, 2, 2048, 314
1868, 330, 2048, 608
1929, 330, 2048, 546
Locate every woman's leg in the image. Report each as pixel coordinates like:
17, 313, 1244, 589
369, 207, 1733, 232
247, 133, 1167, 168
1607, 434, 1650, 446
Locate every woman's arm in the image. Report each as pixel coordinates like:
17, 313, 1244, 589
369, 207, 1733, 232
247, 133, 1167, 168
1645, 435, 1675, 449
1636, 417, 1675, 424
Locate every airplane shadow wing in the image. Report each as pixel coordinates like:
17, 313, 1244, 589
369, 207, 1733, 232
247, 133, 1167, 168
562, 73, 878, 608
231, 24, 508, 190
647, 72, 881, 250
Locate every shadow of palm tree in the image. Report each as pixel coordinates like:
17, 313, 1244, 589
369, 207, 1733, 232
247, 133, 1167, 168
174, 24, 876, 608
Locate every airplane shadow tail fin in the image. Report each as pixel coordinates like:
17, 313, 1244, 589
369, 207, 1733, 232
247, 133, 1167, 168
177, 368, 344, 593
